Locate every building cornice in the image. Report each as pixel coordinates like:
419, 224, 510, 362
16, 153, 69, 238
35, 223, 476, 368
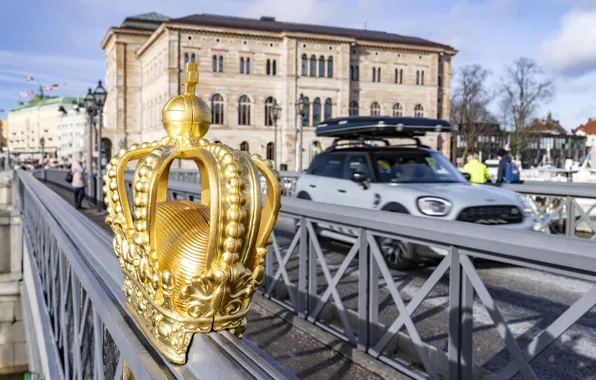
137, 23, 456, 57
136, 24, 168, 57
101, 27, 154, 50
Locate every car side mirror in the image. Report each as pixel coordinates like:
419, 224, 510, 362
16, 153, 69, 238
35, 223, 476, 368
351, 171, 369, 189
462, 172, 471, 181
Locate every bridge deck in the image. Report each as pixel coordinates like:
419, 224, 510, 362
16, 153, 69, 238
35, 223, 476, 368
45, 182, 398, 380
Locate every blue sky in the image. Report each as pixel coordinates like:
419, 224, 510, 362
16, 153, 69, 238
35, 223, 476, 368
1, 0, 595, 129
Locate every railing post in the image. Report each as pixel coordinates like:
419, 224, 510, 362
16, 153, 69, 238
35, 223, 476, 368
298, 216, 308, 317
369, 237, 380, 345
448, 247, 474, 379
308, 232, 317, 313
566, 196, 575, 237
357, 228, 369, 351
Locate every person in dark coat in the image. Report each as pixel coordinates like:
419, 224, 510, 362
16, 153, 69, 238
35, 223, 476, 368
496, 148, 511, 184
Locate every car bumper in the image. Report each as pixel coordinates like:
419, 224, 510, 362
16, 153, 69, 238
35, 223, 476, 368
415, 216, 536, 259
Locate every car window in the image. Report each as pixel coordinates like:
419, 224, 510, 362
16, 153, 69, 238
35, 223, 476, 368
308, 154, 328, 174
343, 154, 371, 180
373, 150, 464, 183
310, 153, 346, 178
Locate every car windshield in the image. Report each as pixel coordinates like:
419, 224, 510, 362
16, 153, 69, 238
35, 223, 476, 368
373, 150, 465, 184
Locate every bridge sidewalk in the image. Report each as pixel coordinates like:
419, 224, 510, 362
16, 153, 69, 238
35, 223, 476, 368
45, 183, 405, 380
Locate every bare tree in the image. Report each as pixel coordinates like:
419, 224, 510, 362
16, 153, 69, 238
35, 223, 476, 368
500, 58, 553, 158
450, 65, 495, 161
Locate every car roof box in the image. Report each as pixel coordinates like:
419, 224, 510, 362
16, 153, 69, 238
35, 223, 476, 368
316, 116, 453, 139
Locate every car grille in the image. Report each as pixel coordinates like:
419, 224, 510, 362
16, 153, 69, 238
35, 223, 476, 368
456, 205, 523, 225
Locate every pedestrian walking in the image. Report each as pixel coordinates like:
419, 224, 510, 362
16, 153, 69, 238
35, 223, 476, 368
71, 155, 86, 209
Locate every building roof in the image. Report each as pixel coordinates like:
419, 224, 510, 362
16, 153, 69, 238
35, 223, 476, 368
122, 12, 169, 31
529, 116, 567, 135
168, 14, 455, 51
10, 96, 78, 113
574, 119, 596, 135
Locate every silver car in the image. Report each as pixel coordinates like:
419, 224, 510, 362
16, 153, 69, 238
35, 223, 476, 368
295, 145, 535, 270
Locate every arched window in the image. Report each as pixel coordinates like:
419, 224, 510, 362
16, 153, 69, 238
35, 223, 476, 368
190, 53, 196, 63
264, 97, 276, 126
240, 141, 249, 151
301, 54, 307, 76
350, 66, 354, 81
394, 69, 398, 84
246, 57, 251, 74
416, 70, 420, 85
309, 55, 316, 77
212, 55, 217, 72
302, 96, 310, 127
240, 57, 245, 74
184, 53, 189, 64
399, 69, 404, 84
266, 59, 271, 75
392, 103, 403, 117
239, 95, 251, 125
370, 102, 381, 116
415, 104, 424, 118
272, 60, 277, 75
421, 70, 425, 85
372, 67, 376, 82
327, 56, 333, 78
324, 98, 332, 120
349, 101, 359, 116
218, 56, 224, 72
355, 66, 359, 81
211, 94, 224, 124
377, 67, 381, 82
312, 98, 321, 125
266, 142, 274, 160
318, 56, 325, 77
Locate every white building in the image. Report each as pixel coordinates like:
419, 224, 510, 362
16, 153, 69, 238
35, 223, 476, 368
57, 103, 89, 161
6, 86, 77, 160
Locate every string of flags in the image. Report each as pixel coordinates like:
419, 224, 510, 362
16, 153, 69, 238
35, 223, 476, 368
15, 80, 68, 98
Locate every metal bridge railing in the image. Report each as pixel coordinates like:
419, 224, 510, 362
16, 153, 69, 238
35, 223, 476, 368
15, 170, 296, 380
37, 168, 596, 378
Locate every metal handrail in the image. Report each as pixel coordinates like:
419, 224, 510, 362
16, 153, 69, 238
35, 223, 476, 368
36, 168, 596, 379
16, 170, 296, 380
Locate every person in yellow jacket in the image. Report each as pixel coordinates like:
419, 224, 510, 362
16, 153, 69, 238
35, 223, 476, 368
463, 151, 491, 184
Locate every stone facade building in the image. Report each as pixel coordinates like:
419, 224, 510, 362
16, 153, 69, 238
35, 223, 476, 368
57, 104, 89, 161
101, 13, 457, 170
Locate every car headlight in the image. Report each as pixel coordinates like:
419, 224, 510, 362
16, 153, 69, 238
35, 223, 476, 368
517, 194, 533, 214
417, 197, 452, 216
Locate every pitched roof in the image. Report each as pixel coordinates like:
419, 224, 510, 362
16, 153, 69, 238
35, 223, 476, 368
529, 118, 567, 135
574, 119, 596, 135
10, 96, 78, 112
122, 13, 169, 31
168, 14, 455, 51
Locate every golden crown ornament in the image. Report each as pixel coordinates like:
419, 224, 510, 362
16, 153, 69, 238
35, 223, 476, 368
103, 62, 282, 364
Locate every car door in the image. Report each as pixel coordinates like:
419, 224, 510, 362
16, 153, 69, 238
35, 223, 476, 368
300, 152, 347, 204
333, 153, 377, 209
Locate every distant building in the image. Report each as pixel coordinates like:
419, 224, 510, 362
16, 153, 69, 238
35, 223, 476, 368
0, 120, 6, 150
573, 118, 596, 147
101, 12, 457, 169
454, 115, 587, 168
6, 86, 77, 160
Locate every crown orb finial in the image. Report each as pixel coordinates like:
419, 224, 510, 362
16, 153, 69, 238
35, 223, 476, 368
161, 62, 211, 140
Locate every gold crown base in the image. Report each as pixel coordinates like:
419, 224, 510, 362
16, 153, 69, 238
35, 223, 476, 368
123, 275, 249, 364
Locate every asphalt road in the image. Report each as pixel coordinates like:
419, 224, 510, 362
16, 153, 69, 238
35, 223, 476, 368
271, 215, 596, 379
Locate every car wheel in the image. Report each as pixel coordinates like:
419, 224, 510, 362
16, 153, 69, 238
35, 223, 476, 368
376, 237, 415, 270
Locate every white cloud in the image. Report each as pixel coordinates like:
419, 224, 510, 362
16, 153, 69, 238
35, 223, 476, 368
540, 8, 596, 76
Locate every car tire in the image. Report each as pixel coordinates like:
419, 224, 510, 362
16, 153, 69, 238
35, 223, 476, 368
375, 236, 416, 270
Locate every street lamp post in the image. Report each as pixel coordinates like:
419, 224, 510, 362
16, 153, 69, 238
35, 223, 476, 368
39, 137, 45, 181
270, 102, 282, 170
295, 94, 307, 172
84, 80, 108, 212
